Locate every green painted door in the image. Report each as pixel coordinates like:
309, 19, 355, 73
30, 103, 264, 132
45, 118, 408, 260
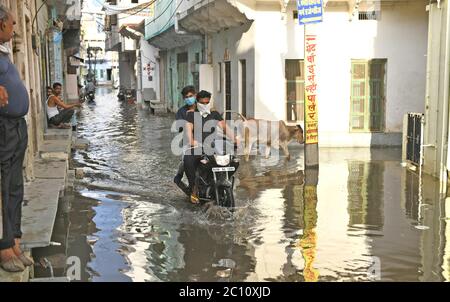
369, 60, 385, 131
350, 60, 386, 132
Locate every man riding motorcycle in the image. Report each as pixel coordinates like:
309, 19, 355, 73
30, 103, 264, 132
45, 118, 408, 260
183, 90, 240, 204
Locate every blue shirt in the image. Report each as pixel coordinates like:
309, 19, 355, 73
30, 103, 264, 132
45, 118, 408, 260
0, 53, 29, 118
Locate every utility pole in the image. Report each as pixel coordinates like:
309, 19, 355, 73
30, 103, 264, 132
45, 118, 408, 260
87, 45, 92, 82
87, 46, 102, 84
298, 0, 323, 169
304, 25, 319, 168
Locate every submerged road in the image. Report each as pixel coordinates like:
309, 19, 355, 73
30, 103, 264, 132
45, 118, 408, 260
35, 87, 450, 282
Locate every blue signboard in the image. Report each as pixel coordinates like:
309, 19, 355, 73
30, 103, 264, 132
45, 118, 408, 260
297, 0, 324, 25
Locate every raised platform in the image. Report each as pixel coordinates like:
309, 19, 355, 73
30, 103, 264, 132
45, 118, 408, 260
40, 140, 72, 160
44, 129, 72, 141
149, 100, 167, 114
21, 178, 66, 249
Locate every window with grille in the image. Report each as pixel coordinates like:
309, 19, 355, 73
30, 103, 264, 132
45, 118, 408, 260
286, 59, 304, 123
350, 59, 386, 132
358, 0, 381, 21
358, 11, 381, 20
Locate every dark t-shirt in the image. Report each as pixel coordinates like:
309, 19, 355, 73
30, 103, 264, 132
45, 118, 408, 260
176, 105, 189, 121
175, 105, 190, 133
186, 110, 223, 145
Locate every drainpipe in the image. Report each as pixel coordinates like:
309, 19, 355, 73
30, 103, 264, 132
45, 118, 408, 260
174, 0, 187, 35
440, 1, 450, 194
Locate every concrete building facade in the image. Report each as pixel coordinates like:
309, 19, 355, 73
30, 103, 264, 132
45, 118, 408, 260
146, 0, 428, 148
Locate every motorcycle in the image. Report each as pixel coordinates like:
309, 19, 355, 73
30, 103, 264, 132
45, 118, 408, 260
117, 87, 126, 102
86, 91, 96, 105
181, 141, 239, 208
126, 89, 136, 104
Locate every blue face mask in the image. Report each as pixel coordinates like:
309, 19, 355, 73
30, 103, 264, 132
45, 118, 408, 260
184, 96, 196, 106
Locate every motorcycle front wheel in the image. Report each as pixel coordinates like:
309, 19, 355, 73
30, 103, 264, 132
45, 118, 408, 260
217, 187, 235, 208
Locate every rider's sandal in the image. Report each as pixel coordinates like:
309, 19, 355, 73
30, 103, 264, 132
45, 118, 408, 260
190, 194, 200, 204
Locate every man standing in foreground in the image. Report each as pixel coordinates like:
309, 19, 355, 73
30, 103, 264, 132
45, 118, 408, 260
0, 5, 34, 272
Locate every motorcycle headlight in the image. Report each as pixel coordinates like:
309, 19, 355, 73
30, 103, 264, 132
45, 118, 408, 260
214, 154, 230, 166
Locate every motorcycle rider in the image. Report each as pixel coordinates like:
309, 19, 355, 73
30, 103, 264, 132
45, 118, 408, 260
85, 78, 95, 102
184, 90, 240, 204
173, 85, 197, 195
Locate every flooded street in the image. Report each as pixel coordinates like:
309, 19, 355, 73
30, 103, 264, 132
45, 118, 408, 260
35, 88, 450, 282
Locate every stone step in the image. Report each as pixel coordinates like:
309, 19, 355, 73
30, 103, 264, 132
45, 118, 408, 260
44, 129, 72, 141
30, 277, 70, 282
149, 101, 167, 114
66, 170, 75, 189
40, 139, 72, 160
34, 159, 68, 181
72, 138, 89, 150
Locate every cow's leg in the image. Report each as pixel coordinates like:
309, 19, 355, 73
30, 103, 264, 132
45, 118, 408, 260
265, 143, 271, 159
280, 141, 290, 161
244, 139, 253, 162
243, 127, 249, 161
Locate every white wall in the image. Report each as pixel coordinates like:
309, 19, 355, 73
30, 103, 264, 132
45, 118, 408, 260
199, 64, 214, 94
140, 38, 160, 100
66, 74, 79, 101
254, 3, 304, 121
211, 22, 256, 117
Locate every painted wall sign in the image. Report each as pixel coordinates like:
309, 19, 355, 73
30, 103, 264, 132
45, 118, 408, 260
304, 34, 319, 144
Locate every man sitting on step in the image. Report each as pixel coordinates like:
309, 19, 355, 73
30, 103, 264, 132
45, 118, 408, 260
46, 82, 81, 129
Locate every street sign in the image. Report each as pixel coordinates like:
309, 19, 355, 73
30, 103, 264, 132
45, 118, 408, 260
297, 0, 324, 25
304, 34, 319, 144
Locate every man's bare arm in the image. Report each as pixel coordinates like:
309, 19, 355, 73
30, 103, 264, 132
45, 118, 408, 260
51, 96, 80, 109
219, 120, 239, 145
186, 122, 197, 147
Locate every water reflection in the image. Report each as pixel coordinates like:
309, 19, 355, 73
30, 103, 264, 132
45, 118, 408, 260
34, 89, 449, 282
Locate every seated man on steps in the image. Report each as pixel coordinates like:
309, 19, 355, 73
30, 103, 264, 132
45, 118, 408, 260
47, 82, 81, 129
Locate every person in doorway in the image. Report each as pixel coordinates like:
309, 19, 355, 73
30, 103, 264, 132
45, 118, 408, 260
0, 5, 35, 272
184, 90, 240, 204
173, 86, 197, 195
78, 84, 85, 104
46, 82, 81, 129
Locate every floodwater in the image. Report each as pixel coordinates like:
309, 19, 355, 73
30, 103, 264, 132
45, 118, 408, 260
34, 88, 450, 282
